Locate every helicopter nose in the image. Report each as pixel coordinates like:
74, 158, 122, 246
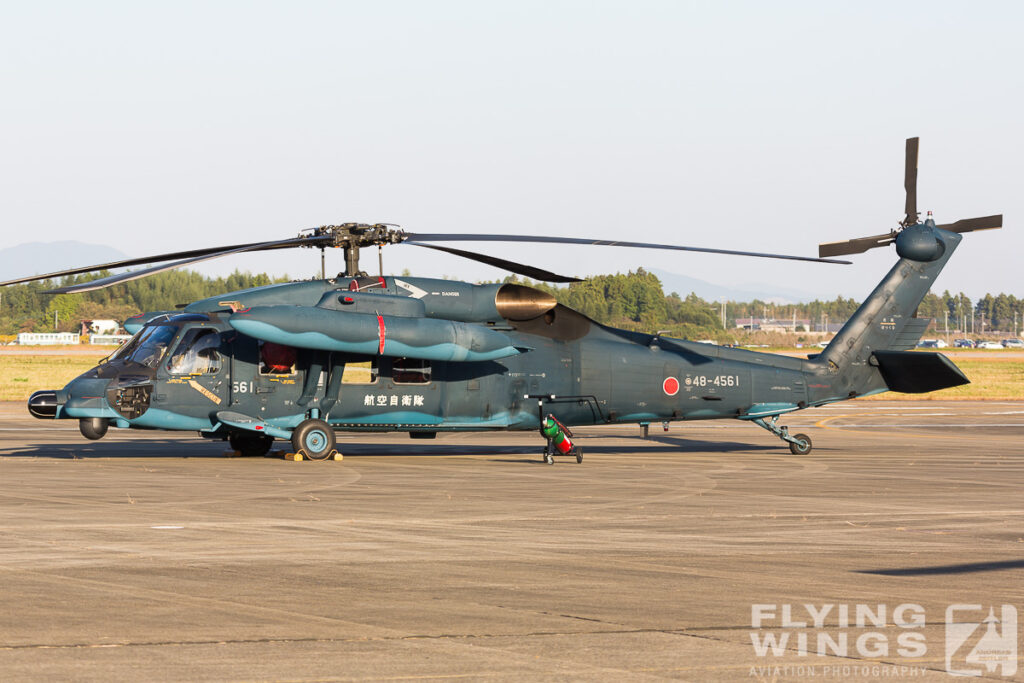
28, 390, 59, 419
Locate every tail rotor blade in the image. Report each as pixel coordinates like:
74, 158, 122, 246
903, 137, 919, 225
936, 214, 1002, 234
819, 214, 1002, 259
821, 138, 1000, 259
818, 233, 895, 258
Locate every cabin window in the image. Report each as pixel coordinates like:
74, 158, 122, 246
342, 359, 379, 384
167, 328, 222, 375
392, 358, 431, 384
259, 341, 296, 375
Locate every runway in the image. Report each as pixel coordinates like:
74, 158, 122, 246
0, 400, 1021, 681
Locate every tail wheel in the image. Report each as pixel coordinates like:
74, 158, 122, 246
789, 433, 812, 455
292, 418, 336, 461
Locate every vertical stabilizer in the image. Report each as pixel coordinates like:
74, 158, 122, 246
810, 221, 963, 400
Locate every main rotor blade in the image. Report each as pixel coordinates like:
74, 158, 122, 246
44, 236, 326, 294
405, 234, 851, 265
0, 235, 331, 288
936, 214, 1002, 234
904, 136, 919, 225
408, 244, 582, 283
818, 233, 895, 258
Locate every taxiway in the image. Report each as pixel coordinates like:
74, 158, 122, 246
0, 401, 1021, 681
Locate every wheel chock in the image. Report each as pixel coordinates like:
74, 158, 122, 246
253, 450, 341, 462
223, 450, 244, 458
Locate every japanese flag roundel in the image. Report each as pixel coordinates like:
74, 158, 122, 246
663, 377, 680, 396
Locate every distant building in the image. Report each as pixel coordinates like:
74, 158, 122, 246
16, 332, 80, 346
80, 319, 120, 335
89, 334, 132, 346
734, 318, 845, 333
734, 317, 807, 332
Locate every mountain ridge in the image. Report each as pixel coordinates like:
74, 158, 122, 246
0, 241, 127, 281
648, 268, 818, 304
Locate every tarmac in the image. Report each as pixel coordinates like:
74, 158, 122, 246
0, 400, 1021, 681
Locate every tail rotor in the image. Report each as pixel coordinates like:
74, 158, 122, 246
819, 137, 1002, 259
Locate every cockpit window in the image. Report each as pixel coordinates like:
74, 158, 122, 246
167, 328, 222, 375
112, 324, 179, 368
108, 331, 142, 362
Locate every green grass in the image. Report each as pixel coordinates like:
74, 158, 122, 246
0, 355, 104, 401
862, 359, 1024, 401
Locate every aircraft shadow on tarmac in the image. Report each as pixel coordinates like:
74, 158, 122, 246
488, 437, 780, 463
3, 435, 778, 460
855, 559, 1024, 576
4, 441, 234, 459
631, 435, 780, 453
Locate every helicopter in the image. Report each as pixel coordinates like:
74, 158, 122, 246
6, 138, 1001, 462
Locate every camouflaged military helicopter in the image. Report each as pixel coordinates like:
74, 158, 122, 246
7, 138, 1001, 462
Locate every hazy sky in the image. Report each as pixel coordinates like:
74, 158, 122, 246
1, 1, 1020, 301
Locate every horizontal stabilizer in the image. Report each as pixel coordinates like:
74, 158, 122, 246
872, 350, 969, 394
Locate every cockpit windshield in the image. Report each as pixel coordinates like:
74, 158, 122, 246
109, 324, 179, 368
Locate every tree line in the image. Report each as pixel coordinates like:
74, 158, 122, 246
0, 270, 289, 334
506, 270, 1024, 337
1, 268, 1021, 337
714, 291, 1024, 334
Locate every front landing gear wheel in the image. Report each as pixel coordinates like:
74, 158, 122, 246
292, 419, 336, 461
230, 432, 274, 458
789, 433, 812, 455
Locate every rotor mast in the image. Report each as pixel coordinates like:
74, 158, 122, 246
344, 241, 361, 278
308, 223, 404, 278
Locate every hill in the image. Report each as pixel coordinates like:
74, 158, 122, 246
0, 241, 127, 280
